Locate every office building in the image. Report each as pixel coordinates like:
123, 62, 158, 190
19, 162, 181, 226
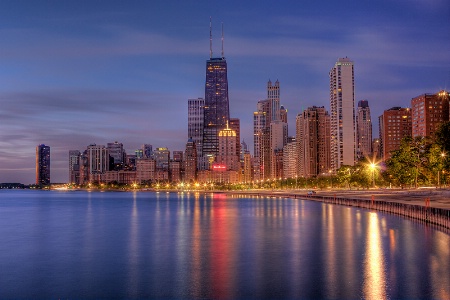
330, 57, 355, 171
202, 22, 230, 162
188, 98, 204, 157
356, 100, 373, 159
379, 107, 412, 160
36, 144, 50, 186
107, 141, 125, 165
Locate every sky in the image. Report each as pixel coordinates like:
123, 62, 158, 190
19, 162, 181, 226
0, 0, 449, 184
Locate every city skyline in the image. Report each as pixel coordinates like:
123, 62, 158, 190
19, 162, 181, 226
1, 1, 449, 183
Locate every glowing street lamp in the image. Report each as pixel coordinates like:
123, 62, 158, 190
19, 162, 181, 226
438, 152, 446, 188
369, 163, 377, 188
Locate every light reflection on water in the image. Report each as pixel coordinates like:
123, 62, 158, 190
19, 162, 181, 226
0, 190, 449, 299
363, 212, 387, 300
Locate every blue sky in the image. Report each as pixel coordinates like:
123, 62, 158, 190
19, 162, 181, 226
1, 0, 449, 183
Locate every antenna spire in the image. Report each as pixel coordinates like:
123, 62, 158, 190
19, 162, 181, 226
221, 22, 224, 58
209, 17, 213, 58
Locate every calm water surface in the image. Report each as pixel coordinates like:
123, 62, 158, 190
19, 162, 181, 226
0, 190, 449, 299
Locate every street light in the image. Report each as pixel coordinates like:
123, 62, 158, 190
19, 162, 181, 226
438, 152, 446, 188
369, 163, 376, 188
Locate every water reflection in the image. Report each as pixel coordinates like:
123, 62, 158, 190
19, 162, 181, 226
363, 212, 387, 300
0, 191, 449, 299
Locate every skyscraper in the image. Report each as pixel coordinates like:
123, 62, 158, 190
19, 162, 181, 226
267, 80, 280, 123
296, 107, 331, 177
188, 98, 204, 156
184, 138, 197, 182
107, 141, 125, 166
330, 57, 355, 171
69, 150, 81, 184
36, 144, 50, 186
202, 21, 230, 163
270, 120, 288, 178
356, 100, 373, 160
87, 144, 109, 181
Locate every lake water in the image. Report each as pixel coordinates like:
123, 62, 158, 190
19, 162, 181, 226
0, 190, 449, 299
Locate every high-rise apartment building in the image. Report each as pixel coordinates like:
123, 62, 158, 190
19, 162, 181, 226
229, 118, 241, 160
330, 57, 355, 171
296, 107, 331, 177
36, 144, 50, 186
283, 141, 297, 179
87, 144, 109, 181
356, 100, 373, 160
253, 80, 284, 180
69, 150, 81, 184
378, 107, 412, 160
411, 90, 449, 138
253, 101, 267, 181
270, 120, 288, 178
184, 138, 197, 182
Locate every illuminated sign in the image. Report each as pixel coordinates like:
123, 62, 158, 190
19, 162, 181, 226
212, 164, 226, 171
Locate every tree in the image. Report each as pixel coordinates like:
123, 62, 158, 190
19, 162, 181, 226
386, 137, 419, 188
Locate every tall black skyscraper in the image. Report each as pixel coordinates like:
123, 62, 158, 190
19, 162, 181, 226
202, 20, 230, 165
36, 144, 50, 186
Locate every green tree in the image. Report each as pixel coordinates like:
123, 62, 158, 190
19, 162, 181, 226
386, 137, 419, 188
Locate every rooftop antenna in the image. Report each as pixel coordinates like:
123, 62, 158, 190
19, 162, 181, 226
221, 22, 224, 58
209, 17, 213, 58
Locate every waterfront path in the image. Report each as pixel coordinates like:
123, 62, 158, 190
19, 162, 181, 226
227, 188, 450, 210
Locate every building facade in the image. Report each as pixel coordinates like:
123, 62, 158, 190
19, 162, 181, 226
330, 57, 355, 171
356, 100, 373, 160
184, 138, 197, 182
283, 141, 297, 179
87, 144, 109, 181
69, 150, 81, 184
378, 107, 412, 161
296, 107, 331, 177
36, 144, 50, 186
202, 57, 230, 163
411, 90, 449, 138
188, 98, 204, 158
216, 123, 239, 171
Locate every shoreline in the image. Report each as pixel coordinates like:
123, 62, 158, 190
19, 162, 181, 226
45, 187, 450, 210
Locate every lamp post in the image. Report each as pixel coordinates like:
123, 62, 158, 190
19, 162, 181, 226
370, 163, 376, 188
438, 152, 446, 188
